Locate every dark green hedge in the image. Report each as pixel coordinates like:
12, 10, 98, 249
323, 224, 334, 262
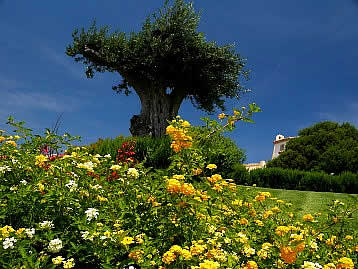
228, 166, 358, 194
85, 129, 246, 176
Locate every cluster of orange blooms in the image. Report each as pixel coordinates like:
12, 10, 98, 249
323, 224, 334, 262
165, 118, 192, 152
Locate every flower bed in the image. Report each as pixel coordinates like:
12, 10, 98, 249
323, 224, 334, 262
0, 115, 357, 268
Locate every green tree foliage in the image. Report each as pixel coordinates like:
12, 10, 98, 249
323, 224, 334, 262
66, 0, 249, 137
267, 121, 358, 174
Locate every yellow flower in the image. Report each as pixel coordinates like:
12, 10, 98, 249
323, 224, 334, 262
323, 263, 336, 269
181, 183, 196, 195
169, 245, 183, 254
206, 164, 217, 170
5, 140, 16, 147
110, 164, 121, 171
35, 154, 48, 166
212, 183, 223, 192
162, 251, 176, 264
232, 199, 243, 206
254, 220, 264, 227
275, 226, 291, 236
121, 236, 134, 245
192, 168, 203, 175
207, 174, 222, 183
271, 206, 281, 213
239, 218, 249, 225
263, 210, 273, 219
96, 195, 108, 202
15, 228, 25, 235
190, 243, 206, 255
345, 235, 353, 240
173, 174, 185, 180
166, 178, 182, 194
1, 225, 15, 238
199, 259, 220, 269
257, 249, 268, 259
128, 249, 144, 262
218, 113, 226, 119
243, 245, 255, 257
181, 120, 191, 127
181, 249, 192, 260
244, 261, 258, 269
262, 243, 272, 250
325, 235, 336, 246
336, 257, 354, 269
63, 258, 75, 268
302, 214, 314, 222
0, 136, 5, 142
52, 256, 64, 265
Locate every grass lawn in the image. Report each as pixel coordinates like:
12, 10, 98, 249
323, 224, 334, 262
251, 185, 358, 228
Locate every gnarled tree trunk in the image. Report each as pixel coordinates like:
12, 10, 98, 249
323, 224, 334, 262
129, 88, 185, 137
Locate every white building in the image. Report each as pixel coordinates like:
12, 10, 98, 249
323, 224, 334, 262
271, 134, 296, 159
243, 134, 296, 170
243, 160, 266, 171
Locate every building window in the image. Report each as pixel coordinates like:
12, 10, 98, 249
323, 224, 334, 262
279, 144, 285, 151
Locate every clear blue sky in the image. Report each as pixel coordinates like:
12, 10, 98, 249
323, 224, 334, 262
1, 0, 357, 163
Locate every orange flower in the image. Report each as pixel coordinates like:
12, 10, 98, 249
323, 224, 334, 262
239, 218, 249, 225
280, 246, 297, 264
192, 168, 203, 175
180, 183, 196, 195
302, 214, 314, 222
295, 242, 305, 252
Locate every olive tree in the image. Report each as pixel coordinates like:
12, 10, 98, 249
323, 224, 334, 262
66, 0, 249, 137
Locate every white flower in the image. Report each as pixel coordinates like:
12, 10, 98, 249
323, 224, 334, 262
48, 238, 63, 253
20, 180, 27, 185
25, 228, 35, 238
127, 168, 139, 179
81, 231, 94, 241
90, 184, 102, 190
301, 261, 322, 269
10, 186, 18, 191
85, 208, 99, 221
110, 164, 122, 171
77, 161, 96, 172
3, 237, 16, 249
0, 166, 11, 174
104, 154, 111, 158
65, 180, 78, 192
39, 220, 54, 229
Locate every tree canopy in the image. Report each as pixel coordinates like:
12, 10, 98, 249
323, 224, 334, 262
267, 121, 358, 174
66, 0, 249, 137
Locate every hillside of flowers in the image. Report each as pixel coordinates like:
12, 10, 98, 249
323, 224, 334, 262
0, 111, 357, 269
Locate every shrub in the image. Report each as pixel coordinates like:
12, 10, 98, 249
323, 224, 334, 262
86, 135, 173, 169
245, 167, 358, 194
190, 126, 246, 178
86, 135, 128, 161
227, 163, 249, 184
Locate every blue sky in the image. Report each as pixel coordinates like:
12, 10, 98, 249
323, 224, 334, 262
0, 0, 357, 163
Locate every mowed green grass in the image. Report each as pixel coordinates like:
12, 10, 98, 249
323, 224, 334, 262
250, 186, 358, 228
